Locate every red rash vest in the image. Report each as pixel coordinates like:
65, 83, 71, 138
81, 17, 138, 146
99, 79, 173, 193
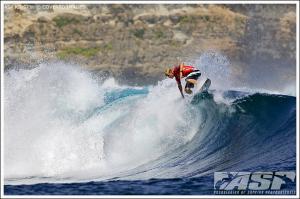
173, 65, 195, 83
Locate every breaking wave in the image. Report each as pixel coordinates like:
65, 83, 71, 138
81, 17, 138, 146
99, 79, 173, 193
4, 62, 296, 185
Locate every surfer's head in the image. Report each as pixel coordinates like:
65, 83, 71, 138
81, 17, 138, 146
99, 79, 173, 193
165, 68, 174, 78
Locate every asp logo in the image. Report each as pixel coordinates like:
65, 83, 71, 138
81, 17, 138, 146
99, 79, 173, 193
214, 171, 296, 191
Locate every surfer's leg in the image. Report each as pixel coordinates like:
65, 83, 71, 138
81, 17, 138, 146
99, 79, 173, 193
184, 80, 195, 94
185, 71, 201, 94
186, 79, 197, 84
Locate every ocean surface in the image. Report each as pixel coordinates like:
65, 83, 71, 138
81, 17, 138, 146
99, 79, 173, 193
4, 63, 296, 195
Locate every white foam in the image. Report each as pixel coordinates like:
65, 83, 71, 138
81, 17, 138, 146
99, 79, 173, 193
4, 62, 106, 181
192, 52, 296, 96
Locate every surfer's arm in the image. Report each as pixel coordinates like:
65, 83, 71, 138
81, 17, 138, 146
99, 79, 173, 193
179, 63, 184, 79
177, 63, 184, 98
177, 80, 184, 98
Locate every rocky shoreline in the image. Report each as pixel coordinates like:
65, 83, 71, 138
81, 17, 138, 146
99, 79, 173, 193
4, 4, 296, 88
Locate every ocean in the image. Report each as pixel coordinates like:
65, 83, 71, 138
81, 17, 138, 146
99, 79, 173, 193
4, 63, 296, 195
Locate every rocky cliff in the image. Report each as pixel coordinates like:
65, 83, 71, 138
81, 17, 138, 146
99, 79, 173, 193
4, 4, 296, 88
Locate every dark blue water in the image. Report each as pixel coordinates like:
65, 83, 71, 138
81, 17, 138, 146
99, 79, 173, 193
5, 91, 296, 195
4, 177, 214, 195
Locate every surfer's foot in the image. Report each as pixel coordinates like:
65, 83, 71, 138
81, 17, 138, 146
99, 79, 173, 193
185, 87, 193, 94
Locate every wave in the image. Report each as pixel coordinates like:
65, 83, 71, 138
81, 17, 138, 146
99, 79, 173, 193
4, 63, 296, 185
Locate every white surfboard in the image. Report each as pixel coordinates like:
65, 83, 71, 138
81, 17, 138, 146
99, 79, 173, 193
198, 78, 211, 93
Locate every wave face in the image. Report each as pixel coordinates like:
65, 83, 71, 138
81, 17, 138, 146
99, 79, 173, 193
4, 63, 296, 194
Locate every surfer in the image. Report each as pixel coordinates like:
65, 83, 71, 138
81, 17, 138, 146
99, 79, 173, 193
165, 63, 201, 98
